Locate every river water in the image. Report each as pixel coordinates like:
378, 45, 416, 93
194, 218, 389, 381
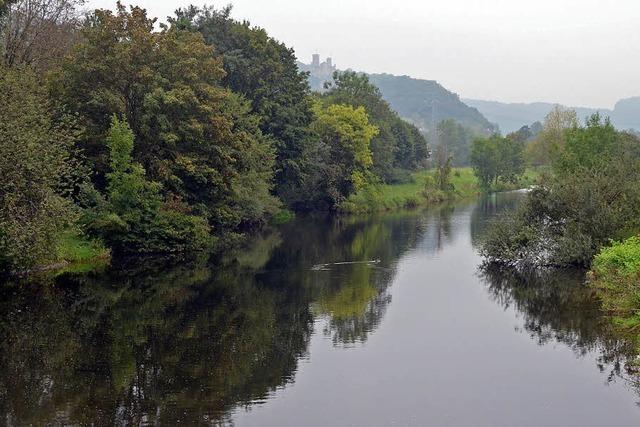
1, 192, 640, 426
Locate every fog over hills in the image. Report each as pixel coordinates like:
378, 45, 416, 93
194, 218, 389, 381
465, 97, 640, 134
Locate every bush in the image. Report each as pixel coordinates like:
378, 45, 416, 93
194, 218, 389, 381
271, 209, 295, 225
481, 117, 640, 268
0, 66, 79, 272
590, 236, 640, 330
86, 117, 212, 254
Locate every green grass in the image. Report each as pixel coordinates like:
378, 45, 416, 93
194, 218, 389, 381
271, 208, 296, 225
590, 236, 640, 329
55, 231, 110, 274
340, 167, 542, 214
589, 236, 640, 360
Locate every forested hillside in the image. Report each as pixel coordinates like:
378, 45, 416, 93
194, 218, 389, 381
367, 74, 496, 135
299, 60, 496, 135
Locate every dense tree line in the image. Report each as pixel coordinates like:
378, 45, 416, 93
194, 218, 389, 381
0, 1, 429, 272
481, 115, 640, 267
323, 71, 429, 183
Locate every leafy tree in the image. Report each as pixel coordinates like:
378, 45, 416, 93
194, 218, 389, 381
306, 102, 378, 209
324, 71, 429, 182
170, 5, 314, 205
436, 119, 475, 166
525, 106, 578, 166
470, 135, 524, 188
507, 125, 535, 143
500, 134, 526, 183
1, 0, 84, 70
0, 65, 78, 271
482, 116, 640, 267
0, 0, 17, 18
433, 144, 453, 192
470, 136, 500, 188
52, 3, 278, 232
85, 116, 211, 254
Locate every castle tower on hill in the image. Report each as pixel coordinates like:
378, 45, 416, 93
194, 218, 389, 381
310, 54, 336, 80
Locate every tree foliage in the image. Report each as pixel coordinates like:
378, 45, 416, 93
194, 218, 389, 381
433, 144, 453, 192
525, 106, 578, 166
1, 0, 84, 70
482, 115, 640, 267
305, 102, 378, 209
170, 5, 315, 204
470, 134, 525, 188
324, 71, 429, 183
436, 119, 475, 166
0, 65, 77, 270
52, 3, 279, 232
83, 116, 211, 253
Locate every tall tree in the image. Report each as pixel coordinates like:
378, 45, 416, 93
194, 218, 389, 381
433, 144, 453, 192
306, 102, 378, 209
324, 70, 429, 182
526, 106, 578, 166
52, 3, 279, 232
170, 5, 315, 204
0, 65, 78, 270
86, 116, 210, 253
1, 0, 84, 70
470, 135, 524, 188
436, 119, 475, 166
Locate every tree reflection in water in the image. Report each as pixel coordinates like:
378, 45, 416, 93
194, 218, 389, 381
0, 211, 424, 425
471, 192, 640, 395
479, 264, 640, 395
4, 194, 640, 426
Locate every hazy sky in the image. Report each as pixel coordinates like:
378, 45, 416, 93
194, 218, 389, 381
85, 0, 640, 108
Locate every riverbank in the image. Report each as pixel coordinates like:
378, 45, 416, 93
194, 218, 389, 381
590, 236, 640, 330
15, 231, 111, 277
339, 167, 542, 214
12, 168, 538, 277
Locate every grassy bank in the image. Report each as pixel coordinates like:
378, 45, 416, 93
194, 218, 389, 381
52, 231, 111, 274
340, 167, 541, 214
590, 236, 640, 331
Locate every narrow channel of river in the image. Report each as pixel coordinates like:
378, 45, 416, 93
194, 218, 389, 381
1, 192, 639, 426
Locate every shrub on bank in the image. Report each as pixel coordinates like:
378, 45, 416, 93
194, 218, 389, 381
590, 236, 640, 330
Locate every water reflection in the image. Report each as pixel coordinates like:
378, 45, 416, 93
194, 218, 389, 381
472, 192, 640, 392
2, 195, 640, 425
0, 211, 423, 425
470, 190, 524, 248
0, 257, 314, 425
416, 204, 456, 255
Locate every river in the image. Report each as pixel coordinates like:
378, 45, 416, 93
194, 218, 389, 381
1, 192, 639, 426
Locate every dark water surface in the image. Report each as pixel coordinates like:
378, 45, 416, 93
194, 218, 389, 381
2, 192, 640, 426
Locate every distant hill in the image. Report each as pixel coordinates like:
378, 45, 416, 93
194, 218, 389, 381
298, 57, 496, 135
367, 74, 496, 135
465, 98, 640, 134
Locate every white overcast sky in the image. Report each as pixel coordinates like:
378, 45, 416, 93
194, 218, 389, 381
84, 0, 640, 108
